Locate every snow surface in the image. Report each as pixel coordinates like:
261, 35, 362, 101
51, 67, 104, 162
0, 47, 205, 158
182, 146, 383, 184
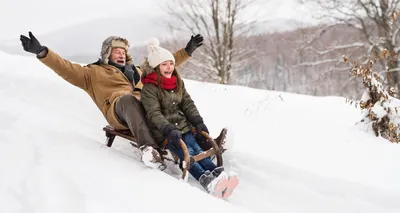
1, 50, 400, 213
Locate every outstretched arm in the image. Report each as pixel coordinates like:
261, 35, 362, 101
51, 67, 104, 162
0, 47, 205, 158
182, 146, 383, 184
39, 48, 91, 90
20, 31, 90, 90
172, 49, 191, 68
172, 34, 204, 68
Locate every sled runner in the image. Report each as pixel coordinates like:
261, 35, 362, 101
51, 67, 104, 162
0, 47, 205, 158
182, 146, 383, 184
102, 125, 226, 180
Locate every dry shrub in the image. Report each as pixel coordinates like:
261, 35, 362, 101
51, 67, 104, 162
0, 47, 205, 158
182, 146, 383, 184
345, 48, 400, 143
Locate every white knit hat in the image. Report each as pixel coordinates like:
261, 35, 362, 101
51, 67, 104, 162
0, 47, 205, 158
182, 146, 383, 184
146, 38, 175, 68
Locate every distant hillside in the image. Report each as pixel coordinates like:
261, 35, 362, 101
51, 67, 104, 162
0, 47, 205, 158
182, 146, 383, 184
0, 14, 169, 61
0, 14, 314, 64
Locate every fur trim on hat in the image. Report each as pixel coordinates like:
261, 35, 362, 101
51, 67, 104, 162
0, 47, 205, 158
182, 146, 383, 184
100, 36, 134, 65
140, 57, 155, 79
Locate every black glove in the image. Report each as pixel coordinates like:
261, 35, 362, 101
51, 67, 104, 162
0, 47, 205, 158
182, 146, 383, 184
162, 124, 180, 149
184, 34, 204, 56
195, 133, 212, 151
190, 116, 209, 134
168, 130, 182, 149
195, 123, 209, 135
20, 32, 46, 56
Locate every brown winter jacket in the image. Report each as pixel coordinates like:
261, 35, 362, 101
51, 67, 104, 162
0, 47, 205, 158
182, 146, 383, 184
39, 48, 190, 130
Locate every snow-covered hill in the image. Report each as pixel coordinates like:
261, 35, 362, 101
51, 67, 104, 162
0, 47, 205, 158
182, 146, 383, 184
0, 50, 399, 213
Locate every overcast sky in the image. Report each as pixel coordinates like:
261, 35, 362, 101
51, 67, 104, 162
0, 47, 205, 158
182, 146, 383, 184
0, 0, 168, 41
0, 0, 319, 59
0, 0, 319, 41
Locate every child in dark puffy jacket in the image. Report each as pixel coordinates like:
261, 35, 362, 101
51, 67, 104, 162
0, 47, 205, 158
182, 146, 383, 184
140, 37, 238, 198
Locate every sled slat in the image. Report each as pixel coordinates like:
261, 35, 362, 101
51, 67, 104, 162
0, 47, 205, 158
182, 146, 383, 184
103, 125, 137, 143
193, 148, 216, 162
102, 125, 224, 180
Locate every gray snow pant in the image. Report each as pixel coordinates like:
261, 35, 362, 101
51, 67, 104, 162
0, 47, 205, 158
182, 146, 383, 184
114, 94, 159, 149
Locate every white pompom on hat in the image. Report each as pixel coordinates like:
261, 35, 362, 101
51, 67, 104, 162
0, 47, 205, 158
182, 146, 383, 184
145, 37, 175, 68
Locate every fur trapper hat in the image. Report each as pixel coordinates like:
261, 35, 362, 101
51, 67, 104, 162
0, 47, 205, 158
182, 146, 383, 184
100, 36, 133, 64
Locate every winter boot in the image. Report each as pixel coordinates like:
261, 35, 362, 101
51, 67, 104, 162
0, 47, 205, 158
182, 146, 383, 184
223, 171, 239, 198
199, 170, 229, 198
140, 146, 166, 171
211, 166, 224, 177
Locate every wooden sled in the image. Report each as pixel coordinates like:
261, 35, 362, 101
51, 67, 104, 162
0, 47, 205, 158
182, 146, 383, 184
102, 125, 226, 180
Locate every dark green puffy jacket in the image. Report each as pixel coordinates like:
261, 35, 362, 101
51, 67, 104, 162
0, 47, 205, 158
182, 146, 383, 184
141, 81, 202, 144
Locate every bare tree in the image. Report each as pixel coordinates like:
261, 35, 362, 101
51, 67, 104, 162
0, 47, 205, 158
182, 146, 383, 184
165, 0, 261, 84
299, 0, 400, 95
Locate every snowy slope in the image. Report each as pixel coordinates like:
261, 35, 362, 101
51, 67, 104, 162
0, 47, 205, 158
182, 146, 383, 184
0, 50, 399, 213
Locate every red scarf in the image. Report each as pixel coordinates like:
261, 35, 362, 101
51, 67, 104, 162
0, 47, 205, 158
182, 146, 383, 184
142, 72, 177, 90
